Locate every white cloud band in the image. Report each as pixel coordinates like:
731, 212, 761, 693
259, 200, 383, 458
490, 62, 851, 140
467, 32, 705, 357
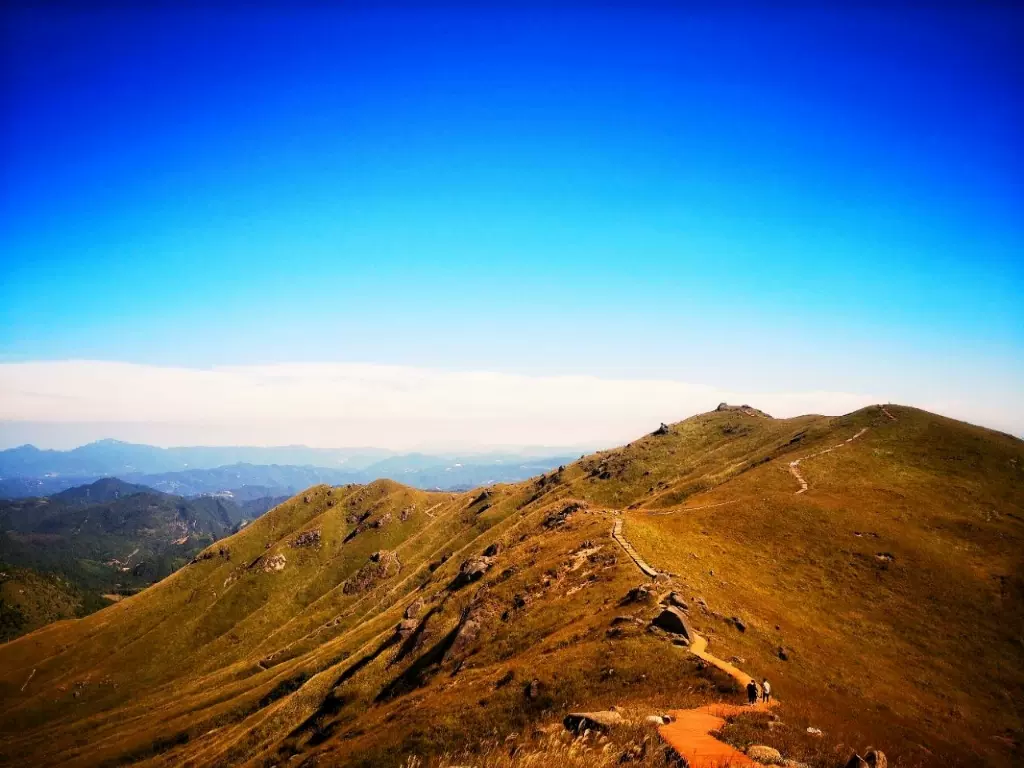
0, 360, 885, 449
0, 360, 1015, 449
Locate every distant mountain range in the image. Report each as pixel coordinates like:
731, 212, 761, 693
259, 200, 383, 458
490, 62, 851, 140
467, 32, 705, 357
0, 478, 287, 638
0, 440, 576, 498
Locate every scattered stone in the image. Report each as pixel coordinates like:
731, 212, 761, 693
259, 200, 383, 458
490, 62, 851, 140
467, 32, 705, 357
543, 501, 587, 528
645, 715, 667, 725
255, 553, 287, 573
404, 599, 425, 619
623, 584, 655, 604
778, 646, 789, 661
864, 748, 888, 768
291, 528, 322, 548
715, 402, 773, 418
611, 615, 640, 626
484, 542, 502, 557
653, 423, 671, 436
369, 512, 393, 529
651, 607, 693, 641
875, 552, 895, 563
343, 551, 400, 594
563, 710, 624, 733
844, 755, 869, 768
512, 593, 527, 609
746, 745, 783, 764
806, 727, 823, 736
731, 616, 747, 632
782, 761, 811, 768
303, 495, 311, 503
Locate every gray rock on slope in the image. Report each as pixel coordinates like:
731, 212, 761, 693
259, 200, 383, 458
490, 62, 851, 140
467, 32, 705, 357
651, 606, 693, 642
563, 710, 624, 733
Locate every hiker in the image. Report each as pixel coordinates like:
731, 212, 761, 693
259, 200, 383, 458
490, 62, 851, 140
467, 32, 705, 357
746, 679, 758, 705
762, 679, 771, 703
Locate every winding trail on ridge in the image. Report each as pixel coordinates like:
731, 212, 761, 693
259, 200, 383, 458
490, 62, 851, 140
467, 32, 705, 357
611, 515, 772, 765
611, 517, 659, 578
788, 427, 869, 494
659, 625, 775, 766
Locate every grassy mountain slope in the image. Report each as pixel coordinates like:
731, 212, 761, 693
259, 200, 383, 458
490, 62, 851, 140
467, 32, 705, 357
0, 405, 1021, 767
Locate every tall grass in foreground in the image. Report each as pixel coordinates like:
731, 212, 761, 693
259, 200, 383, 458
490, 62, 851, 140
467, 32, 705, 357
402, 709, 678, 767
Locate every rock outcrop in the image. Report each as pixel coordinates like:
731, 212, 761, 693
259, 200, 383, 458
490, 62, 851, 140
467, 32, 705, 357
291, 529, 321, 548
343, 550, 400, 594
543, 500, 587, 528
715, 402, 773, 418
651, 606, 693, 642
563, 709, 624, 733
254, 553, 287, 573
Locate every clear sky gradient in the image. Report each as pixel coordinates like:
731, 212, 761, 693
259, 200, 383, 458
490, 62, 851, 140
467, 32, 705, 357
1, 5, 1022, 445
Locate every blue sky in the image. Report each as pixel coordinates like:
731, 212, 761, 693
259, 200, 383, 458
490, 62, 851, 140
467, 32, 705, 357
1, 5, 1022, 444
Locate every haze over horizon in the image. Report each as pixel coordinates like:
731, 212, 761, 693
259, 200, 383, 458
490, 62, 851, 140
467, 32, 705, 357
2, 5, 1022, 445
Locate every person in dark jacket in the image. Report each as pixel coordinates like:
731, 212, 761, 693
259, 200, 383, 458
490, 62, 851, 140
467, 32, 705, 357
746, 679, 758, 705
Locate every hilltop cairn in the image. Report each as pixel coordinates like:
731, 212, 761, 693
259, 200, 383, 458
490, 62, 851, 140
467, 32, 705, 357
715, 402, 773, 418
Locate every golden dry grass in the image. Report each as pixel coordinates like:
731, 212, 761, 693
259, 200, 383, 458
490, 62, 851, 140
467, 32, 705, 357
0, 405, 1021, 767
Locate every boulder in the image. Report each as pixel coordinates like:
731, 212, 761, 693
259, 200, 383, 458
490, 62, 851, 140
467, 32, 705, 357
864, 748, 887, 768
623, 584, 655, 604
746, 745, 783, 764
563, 710, 624, 733
844, 755, 869, 768
731, 616, 747, 632
663, 592, 689, 610
645, 715, 667, 725
651, 607, 693, 641
456, 555, 493, 584
404, 598, 425, 619
778, 646, 789, 661
483, 542, 502, 557
806, 727, 823, 736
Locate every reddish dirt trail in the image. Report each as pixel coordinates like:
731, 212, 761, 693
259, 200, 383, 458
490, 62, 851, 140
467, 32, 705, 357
659, 635, 775, 765
660, 702, 770, 767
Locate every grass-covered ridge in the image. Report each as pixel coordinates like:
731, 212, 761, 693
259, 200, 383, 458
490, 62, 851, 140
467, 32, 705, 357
0, 404, 1021, 767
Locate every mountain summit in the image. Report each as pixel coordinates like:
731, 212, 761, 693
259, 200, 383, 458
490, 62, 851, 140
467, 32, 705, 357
0, 405, 1021, 767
